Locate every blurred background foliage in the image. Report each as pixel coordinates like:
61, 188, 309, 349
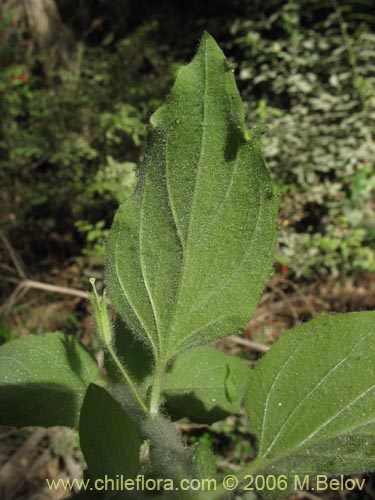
0, 0, 374, 286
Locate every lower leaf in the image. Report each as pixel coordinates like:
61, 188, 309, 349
245, 311, 375, 488
0, 332, 99, 427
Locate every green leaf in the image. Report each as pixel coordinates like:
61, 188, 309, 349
246, 311, 375, 478
106, 32, 277, 361
0, 333, 99, 427
192, 441, 217, 479
79, 384, 141, 479
163, 345, 250, 423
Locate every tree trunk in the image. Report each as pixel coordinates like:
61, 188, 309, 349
24, 0, 76, 68
1, 0, 77, 69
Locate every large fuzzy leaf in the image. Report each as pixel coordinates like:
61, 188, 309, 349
246, 311, 375, 480
106, 32, 277, 361
0, 333, 99, 427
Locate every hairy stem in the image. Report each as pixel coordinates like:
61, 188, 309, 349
149, 352, 168, 417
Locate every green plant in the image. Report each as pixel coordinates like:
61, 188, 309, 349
1, 33, 374, 500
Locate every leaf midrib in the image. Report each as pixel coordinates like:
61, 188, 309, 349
161, 35, 210, 359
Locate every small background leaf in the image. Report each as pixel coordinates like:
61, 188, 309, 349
246, 311, 375, 480
0, 333, 98, 427
163, 345, 250, 423
79, 384, 141, 479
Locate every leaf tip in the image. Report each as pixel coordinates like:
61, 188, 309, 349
201, 30, 212, 41
199, 31, 223, 55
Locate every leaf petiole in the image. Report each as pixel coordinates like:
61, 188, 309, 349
149, 351, 169, 417
107, 343, 148, 415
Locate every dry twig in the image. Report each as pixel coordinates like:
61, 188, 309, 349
1, 279, 88, 314
0, 233, 26, 279
228, 335, 270, 353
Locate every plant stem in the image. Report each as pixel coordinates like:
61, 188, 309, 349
107, 344, 148, 414
149, 352, 168, 417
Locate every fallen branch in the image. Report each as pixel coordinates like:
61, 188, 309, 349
228, 335, 270, 353
0, 279, 89, 314
20, 279, 89, 299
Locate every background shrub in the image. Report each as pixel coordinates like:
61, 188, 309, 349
1, 0, 374, 280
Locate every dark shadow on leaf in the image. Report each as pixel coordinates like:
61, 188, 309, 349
0, 383, 81, 428
164, 392, 232, 424
224, 119, 243, 162
105, 318, 153, 384
62, 334, 87, 384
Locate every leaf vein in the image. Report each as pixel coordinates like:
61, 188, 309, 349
139, 182, 161, 350
298, 382, 375, 448
114, 217, 157, 353
259, 332, 312, 454
164, 35, 209, 356
262, 330, 374, 455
